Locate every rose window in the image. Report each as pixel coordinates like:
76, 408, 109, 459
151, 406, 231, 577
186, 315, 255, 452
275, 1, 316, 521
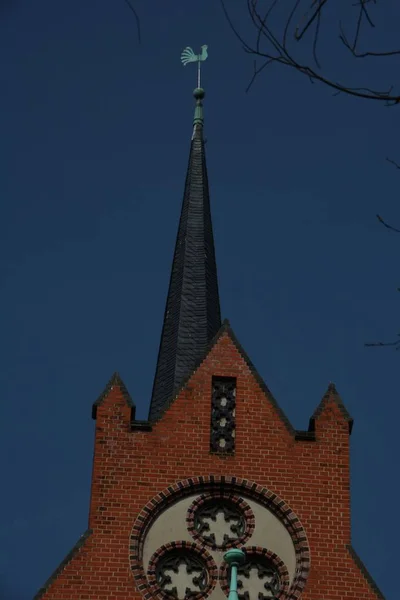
195, 501, 244, 546
187, 494, 254, 550
130, 479, 310, 600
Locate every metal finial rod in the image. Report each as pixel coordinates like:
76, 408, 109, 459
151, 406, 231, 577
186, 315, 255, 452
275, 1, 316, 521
224, 549, 246, 600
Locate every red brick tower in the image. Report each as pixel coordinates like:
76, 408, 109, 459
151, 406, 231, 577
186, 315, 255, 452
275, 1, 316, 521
35, 86, 384, 600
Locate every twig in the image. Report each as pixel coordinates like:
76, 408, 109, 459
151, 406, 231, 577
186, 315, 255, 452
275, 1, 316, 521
386, 157, 400, 170
246, 58, 275, 92
122, 0, 141, 44
365, 339, 400, 348
221, 0, 400, 104
340, 28, 400, 58
295, 0, 329, 42
312, 0, 322, 68
376, 214, 400, 233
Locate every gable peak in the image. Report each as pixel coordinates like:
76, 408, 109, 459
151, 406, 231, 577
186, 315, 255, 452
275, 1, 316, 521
150, 318, 295, 438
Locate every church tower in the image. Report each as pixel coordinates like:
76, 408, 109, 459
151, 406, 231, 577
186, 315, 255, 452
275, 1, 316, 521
34, 54, 384, 600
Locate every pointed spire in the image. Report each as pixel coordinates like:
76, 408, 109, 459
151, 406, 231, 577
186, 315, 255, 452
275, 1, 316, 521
149, 87, 221, 422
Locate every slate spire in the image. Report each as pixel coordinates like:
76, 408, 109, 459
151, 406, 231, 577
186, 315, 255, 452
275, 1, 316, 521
149, 87, 221, 422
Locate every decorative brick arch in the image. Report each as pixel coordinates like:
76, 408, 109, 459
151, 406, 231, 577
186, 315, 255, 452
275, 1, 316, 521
129, 476, 310, 600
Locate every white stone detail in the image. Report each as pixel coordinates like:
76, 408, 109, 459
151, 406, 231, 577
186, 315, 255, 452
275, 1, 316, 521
238, 566, 278, 599
199, 509, 241, 546
163, 562, 204, 599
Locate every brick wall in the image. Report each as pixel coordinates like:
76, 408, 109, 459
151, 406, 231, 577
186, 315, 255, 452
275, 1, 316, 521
34, 325, 383, 600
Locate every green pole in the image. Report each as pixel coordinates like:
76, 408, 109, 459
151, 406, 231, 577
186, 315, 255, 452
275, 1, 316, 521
224, 549, 246, 600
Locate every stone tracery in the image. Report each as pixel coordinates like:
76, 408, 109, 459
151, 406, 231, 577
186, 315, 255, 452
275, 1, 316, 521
155, 551, 208, 599
220, 548, 290, 600
147, 542, 218, 600
187, 494, 254, 550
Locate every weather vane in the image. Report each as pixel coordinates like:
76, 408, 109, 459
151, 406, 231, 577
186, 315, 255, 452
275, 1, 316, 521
180, 45, 208, 88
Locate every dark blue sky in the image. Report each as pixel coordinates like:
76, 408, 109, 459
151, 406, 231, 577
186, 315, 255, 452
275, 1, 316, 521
1, 1, 399, 598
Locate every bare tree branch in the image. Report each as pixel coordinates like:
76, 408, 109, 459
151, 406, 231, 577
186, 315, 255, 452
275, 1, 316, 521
284, 0, 301, 51
352, 0, 372, 52
376, 214, 400, 233
365, 338, 400, 348
340, 26, 400, 58
312, 0, 322, 68
295, 0, 329, 43
221, 0, 400, 104
122, 0, 141, 43
221, 1, 400, 353
358, 0, 375, 31
246, 58, 275, 92
387, 157, 400, 170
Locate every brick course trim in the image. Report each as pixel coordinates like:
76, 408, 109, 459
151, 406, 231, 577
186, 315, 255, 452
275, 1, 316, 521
346, 545, 385, 600
129, 476, 310, 599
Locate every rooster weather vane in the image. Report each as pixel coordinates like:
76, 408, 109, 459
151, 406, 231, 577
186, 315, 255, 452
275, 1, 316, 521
180, 45, 208, 88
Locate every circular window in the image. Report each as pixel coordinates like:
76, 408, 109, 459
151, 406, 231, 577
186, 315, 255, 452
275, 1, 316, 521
187, 493, 255, 550
147, 541, 218, 600
219, 547, 290, 600
130, 477, 310, 600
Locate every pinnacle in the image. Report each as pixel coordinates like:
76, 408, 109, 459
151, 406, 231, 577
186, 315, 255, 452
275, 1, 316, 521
310, 381, 353, 434
92, 371, 135, 420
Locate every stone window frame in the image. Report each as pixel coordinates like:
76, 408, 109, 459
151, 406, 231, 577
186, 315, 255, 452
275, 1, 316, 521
210, 376, 237, 454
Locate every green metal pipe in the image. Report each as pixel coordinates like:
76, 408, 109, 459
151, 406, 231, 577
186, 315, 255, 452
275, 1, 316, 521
223, 549, 246, 600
